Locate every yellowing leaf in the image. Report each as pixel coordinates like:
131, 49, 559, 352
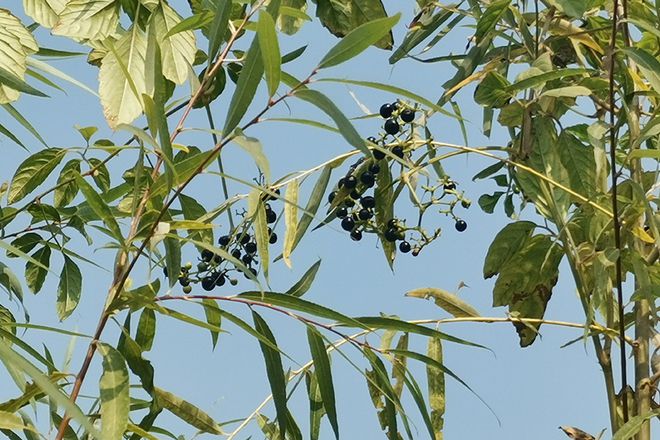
22, 0, 67, 28
405, 287, 480, 318
52, 0, 120, 41
152, 2, 196, 84
0, 10, 38, 103
283, 180, 299, 268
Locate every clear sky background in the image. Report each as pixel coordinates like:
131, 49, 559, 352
2, 0, 652, 439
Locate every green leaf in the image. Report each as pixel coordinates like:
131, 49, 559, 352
258, 11, 281, 97
164, 233, 181, 289
0, 121, 27, 150
427, 337, 445, 439
252, 311, 288, 437
375, 164, 395, 267
25, 246, 50, 294
293, 88, 368, 155
249, 190, 269, 279
389, 6, 458, 64
283, 179, 299, 267
285, 259, 321, 297
117, 329, 155, 394
483, 221, 536, 278
0, 410, 33, 431
557, 131, 597, 200
154, 387, 224, 434
232, 129, 271, 183
507, 68, 590, 94
223, 35, 263, 134
136, 308, 156, 351
475, 0, 510, 44
52, 0, 120, 40
316, 0, 393, 49
2, 103, 48, 147
202, 298, 222, 349
405, 287, 480, 318
474, 71, 511, 108
163, 11, 213, 38
56, 256, 82, 321
540, 85, 591, 98
0, 262, 22, 304
8, 148, 65, 204
363, 348, 399, 438
75, 173, 124, 243
611, 411, 660, 440
0, 10, 40, 103
306, 371, 324, 440
279, 0, 308, 35
54, 159, 81, 207
0, 66, 47, 98
622, 47, 660, 96
307, 327, 339, 438
98, 343, 130, 440
291, 165, 332, 251
477, 192, 504, 214
152, 2, 196, 84
318, 13, 400, 69
207, 0, 232, 64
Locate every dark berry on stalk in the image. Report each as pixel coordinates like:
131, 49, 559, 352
336, 206, 348, 218
242, 254, 253, 265
212, 253, 223, 264
350, 230, 363, 241
358, 209, 372, 221
344, 198, 355, 207
338, 177, 345, 188
399, 241, 411, 253
341, 217, 355, 231
218, 235, 230, 246
400, 109, 415, 123
344, 175, 357, 189
266, 188, 280, 201
373, 149, 386, 160
179, 277, 190, 287
384, 118, 400, 135
444, 181, 456, 191
455, 219, 468, 232
369, 163, 381, 174
392, 145, 404, 158
197, 262, 208, 272
201, 249, 214, 262
214, 273, 226, 286
387, 218, 398, 229
360, 172, 375, 187
244, 267, 258, 279
328, 191, 337, 204
240, 234, 251, 245
269, 232, 278, 244
391, 101, 399, 111
360, 196, 375, 209
202, 276, 215, 291
266, 209, 277, 224
244, 242, 257, 254
384, 228, 399, 242
379, 103, 394, 118
350, 189, 361, 200
232, 249, 242, 260
367, 136, 377, 143
163, 266, 168, 277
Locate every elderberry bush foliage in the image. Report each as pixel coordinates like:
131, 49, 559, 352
323, 99, 471, 264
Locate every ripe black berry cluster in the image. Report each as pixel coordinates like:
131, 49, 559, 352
165, 188, 282, 293
379, 101, 416, 137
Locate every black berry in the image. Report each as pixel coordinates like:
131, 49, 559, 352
201, 249, 214, 262
369, 163, 381, 174
367, 136, 377, 143
266, 209, 277, 224
400, 109, 415, 123
384, 118, 399, 135
341, 217, 355, 231
373, 149, 386, 160
360, 172, 375, 187
269, 232, 278, 244
344, 175, 357, 189
336, 207, 348, 218
163, 266, 168, 277
240, 234, 251, 245
242, 254, 253, 265
328, 191, 337, 204
360, 196, 375, 209
399, 241, 411, 253
214, 273, 226, 286
338, 177, 345, 188
179, 277, 190, 287
455, 219, 467, 232
201, 276, 215, 291
231, 249, 242, 260
444, 181, 456, 191
350, 189, 361, 200
350, 230, 363, 241
387, 219, 398, 229
392, 145, 404, 159
218, 235, 230, 246
358, 208, 372, 220
379, 103, 394, 118
391, 101, 399, 111
384, 228, 399, 242
244, 267, 258, 278
244, 242, 257, 254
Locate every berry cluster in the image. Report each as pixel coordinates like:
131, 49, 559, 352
379, 101, 416, 136
165, 189, 281, 293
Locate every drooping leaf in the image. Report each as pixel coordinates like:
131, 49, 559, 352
0, 262, 23, 304
154, 387, 224, 434
389, 6, 458, 64
98, 343, 130, 440
223, 35, 263, 134
22, 0, 67, 28
206, 0, 232, 63
248, 190, 269, 279
316, 0, 393, 49
283, 179, 299, 268
258, 11, 281, 97
0, 10, 39, 103
201, 298, 222, 349
75, 173, 123, 242
427, 337, 445, 440
557, 130, 598, 201
291, 165, 332, 251
25, 246, 50, 294
152, 2, 196, 84
622, 47, 660, 95
54, 159, 81, 207
232, 129, 271, 183
56, 256, 82, 321
8, 148, 65, 204
375, 163, 395, 267
405, 287, 480, 317
483, 221, 536, 278
135, 308, 156, 351
52, 0, 120, 40
279, 0, 308, 34
475, 0, 510, 44
307, 327, 339, 438
306, 371, 325, 440
285, 259, 321, 297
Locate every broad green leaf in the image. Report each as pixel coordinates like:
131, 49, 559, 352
179, 194, 214, 248
98, 343, 129, 440
258, 11, 281, 97
316, 0, 393, 49
507, 68, 590, 94
478, 192, 504, 214
88, 158, 111, 192
52, 0, 120, 40
202, 298, 222, 349
25, 246, 50, 294
8, 148, 65, 204
286, 259, 321, 297
164, 232, 181, 289
553, 0, 603, 18
232, 129, 271, 183
75, 174, 124, 242
22, 0, 67, 28
483, 221, 536, 278
0, 10, 39, 103
557, 131, 597, 201
54, 159, 82, 207
56, 256, 82, 321
0, 262, 24, 304
307, 327, 339, 438
117, 329, 155, 394
152, 2, 196, 84
427, 337, 445, 440
283, 179, 299, 268
252, 311, 288, 437
279, 0, 308, 34
474, 71, 511, 108
293, 89, 368, 155
99, 25, 148, 128
318, 14, 400, 69
475, 0, 510, 44
223, 35, 263, 134
135, 308, 156, 351
154, 387, 224, 434
7, 233, 41, 258
405, 287, 480, 318
291, 165, 332, 251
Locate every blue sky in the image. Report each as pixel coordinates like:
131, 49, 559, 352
0, 0, 648, 439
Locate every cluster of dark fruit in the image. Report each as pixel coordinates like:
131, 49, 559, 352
165, 189, 281, 293
379, 101, 416, 137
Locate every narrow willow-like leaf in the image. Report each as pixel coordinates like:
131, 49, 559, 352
249, 190, 269, 279
475, 0, 510, 43
293, 89, 368, 155
154, 387, 224, 434
207, 0, 232, 63
0, 121, 27, 150
375, 164, 395, 268
285, 259, 321, 297
0, 410, 33, 431
232, 129, 271, 183
622, 47, 660, 95
75, 174, 123, 242
2, 103, 48, 147
223, 36, 263, 134
258, 11, 281, 97
98, 343, 130, 440
427, 337, 445, 439
163, 11, 213, 38
135, 308, 156, 351
306, 371, 324, 440
391, 333, 409, 398
202, 298, 222, 349
0, 66, 47, 98
253, 311, 288, 437
164, 233, 181, 289
8, 148, 65, 204
291, 165, 332, 251
307, 327, 339, 438
363, 348, 399, 438
405, 287, 480, 318
56, 256, 82, 321
283, 179, 299, 268
611, 411, 660, 440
